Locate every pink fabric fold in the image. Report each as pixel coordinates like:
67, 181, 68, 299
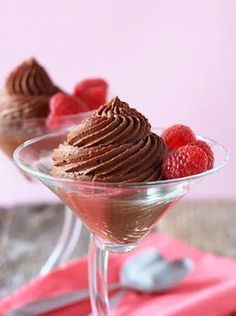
1, 232, 236, 316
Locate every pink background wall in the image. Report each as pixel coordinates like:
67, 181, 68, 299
0, 0, 235, 205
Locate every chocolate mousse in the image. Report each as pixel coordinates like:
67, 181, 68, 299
0, 58, 59, 157
52, 97, 171, 245
52, 96, 167, 182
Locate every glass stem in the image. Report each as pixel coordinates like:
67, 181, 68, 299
39, 206, 75, 276
89, 234, 110, 316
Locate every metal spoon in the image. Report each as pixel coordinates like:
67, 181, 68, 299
7, 249, 193, 316
121, 249, 193, 292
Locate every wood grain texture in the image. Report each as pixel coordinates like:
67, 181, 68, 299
156, 200, 236, 257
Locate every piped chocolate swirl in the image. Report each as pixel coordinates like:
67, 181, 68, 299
52, 97, 168, 183
6, 58, 56, 96
0, 58, 60, 123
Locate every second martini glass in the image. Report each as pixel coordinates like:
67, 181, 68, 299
14, 129, 228, 315
0, 111, 93, 277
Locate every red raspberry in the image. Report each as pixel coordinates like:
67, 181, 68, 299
47, 92, 89, 129
162, 124, 196, 150
193, 140, 214, 170
162, 145, 208, 179
74, 78, 108, 110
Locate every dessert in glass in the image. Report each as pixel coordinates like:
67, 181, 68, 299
0, 57, 60, 158
0, 58, 93, 283
14, 97, 228, 315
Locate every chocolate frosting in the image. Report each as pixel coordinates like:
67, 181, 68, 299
52, 97, 168, 183
6, 58, 55, 96
0, 58, 59, 123
0, 93, 49, 121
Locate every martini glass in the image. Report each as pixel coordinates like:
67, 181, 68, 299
14, 129, 228, 315
0, 111, 93, 282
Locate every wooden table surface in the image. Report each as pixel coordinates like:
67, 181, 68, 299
0, 200, 235, 299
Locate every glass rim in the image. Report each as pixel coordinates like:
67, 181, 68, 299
13, 128, 229, 189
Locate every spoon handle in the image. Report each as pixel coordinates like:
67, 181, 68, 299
7, 283, 121, 316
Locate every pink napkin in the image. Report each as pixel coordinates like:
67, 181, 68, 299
1, 232, 236, 316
